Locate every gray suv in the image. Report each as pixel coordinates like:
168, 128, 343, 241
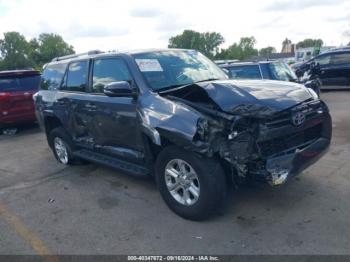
34, 49, 332, 220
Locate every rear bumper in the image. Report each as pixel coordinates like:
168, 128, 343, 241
0, 110, 36, 126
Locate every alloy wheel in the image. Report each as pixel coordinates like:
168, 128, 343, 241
164, 159, 200, 206
54, 137, 69, 164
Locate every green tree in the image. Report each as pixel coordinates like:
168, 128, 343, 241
215, 36, 258, 60
168, 30, 224, 58
259, 46, 276, 56
296, 38, 323, 48
28, 38, 41, 67
239, 37, 258, 58
32, 33, 75, 67
0, 32, 75, 70
0, 32, 32, 70
201, 32, 225, 58
215, 43, 240, 60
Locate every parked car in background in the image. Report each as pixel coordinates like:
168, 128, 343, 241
0, 70, 41, 129
34, 49, 331, 220
218, 60, 321, 95
295, 48, 350, 89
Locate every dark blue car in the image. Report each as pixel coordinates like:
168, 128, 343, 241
218, 60, 320, 95
295, 48, 350, 90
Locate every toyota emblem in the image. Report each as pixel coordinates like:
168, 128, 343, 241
292, 111, 306, 126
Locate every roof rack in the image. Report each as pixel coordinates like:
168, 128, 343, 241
323, 46, 350, 53
51, 50, 104, 62
214, 59, 240, 65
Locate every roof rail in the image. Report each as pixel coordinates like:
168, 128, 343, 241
51, 50, 104, 62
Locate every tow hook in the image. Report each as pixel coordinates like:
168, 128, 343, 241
269, 168, 289, 186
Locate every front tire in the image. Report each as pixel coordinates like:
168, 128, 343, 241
155, 146, 227, 221
48, 127, 75, 165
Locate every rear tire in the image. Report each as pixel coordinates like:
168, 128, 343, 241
48, 127, 76, 165
155, 146, 227, 221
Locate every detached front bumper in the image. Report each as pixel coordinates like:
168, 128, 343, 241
252, 110, 332, 186
265, 137, 330, 185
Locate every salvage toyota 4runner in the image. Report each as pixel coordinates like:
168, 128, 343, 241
34, 49, 332, 220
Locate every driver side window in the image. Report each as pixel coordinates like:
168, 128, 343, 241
92, 58, 132, 93
315, 55, 331, 65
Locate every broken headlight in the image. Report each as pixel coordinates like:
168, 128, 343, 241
196, 118, 209, 141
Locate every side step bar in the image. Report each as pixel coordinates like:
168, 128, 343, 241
74, 149, 150, 177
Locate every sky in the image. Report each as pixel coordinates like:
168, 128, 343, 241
0, 0, 349, 53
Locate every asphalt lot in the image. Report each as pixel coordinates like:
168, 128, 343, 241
0, 91, 349, 255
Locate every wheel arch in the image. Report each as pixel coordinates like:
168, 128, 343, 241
44, 116, 64, 147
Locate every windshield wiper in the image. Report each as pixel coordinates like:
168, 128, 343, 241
194, 78, 220, 83
156, 84, 190, 93
156, 78, 221, 93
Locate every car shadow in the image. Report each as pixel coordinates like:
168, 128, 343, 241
0, 123, 41, 138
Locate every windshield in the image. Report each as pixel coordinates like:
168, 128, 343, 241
133, 50, 228, 91
269, 62, 298, 82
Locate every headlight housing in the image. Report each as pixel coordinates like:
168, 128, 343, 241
196, 118, 209, 141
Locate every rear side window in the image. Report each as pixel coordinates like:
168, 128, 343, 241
62, 61, 88, 92
0, 75, 40, 92
228, 65, 262, 79
92, 58, 132, 93
331, 53, 350, 64
41, 63, 67, 90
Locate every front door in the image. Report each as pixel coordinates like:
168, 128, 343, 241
327, 52, 350, 88
85, 57, 143, 162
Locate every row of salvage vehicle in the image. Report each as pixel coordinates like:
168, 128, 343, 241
1, 49, 333, 220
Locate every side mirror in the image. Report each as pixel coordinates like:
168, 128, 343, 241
104, 81, 137, 97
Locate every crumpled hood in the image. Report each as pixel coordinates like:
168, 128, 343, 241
195, 79, 313, 116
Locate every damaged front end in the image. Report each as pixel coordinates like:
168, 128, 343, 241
252, 99, 332, 185
156, 81, 332, 186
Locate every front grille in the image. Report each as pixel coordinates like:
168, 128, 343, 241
264, 100, 323, 129
258, 123, 322, 157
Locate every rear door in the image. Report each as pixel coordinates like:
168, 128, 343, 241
328, 52, 350, 88
57, 60, 91, 142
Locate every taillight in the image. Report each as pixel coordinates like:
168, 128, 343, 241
0, 92, 11, 102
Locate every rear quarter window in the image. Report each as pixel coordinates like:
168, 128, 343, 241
41, 63, 67, 90
227, 65, 262, 79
